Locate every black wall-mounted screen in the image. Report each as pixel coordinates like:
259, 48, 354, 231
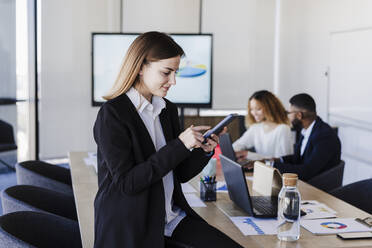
92, 33, 213, 107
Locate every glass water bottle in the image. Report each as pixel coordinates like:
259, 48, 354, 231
277, 173, 301, 241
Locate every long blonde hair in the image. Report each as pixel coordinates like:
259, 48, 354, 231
103, 31, 184, 100
246, 90, 289, 125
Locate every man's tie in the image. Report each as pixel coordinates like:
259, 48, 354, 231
294, 134, 304, 162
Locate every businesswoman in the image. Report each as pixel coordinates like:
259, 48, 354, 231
93, 32, 242, 248
233, 90, 294, 161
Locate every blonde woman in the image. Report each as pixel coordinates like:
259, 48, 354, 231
93, 32, 242, 248
233, 90, 294, 162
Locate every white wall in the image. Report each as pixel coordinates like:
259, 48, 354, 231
202, 0, 275, 109
37, 0, 372, 186
122, 0, 276, 109
279, 0, 372, 119
39, 0, 121, 158
122, 0, 200, 33
16, 0, 37, 161
0, 0, 17, 137
0, 0, 16, 98
278, 0, 372, 184
39, 0, 277, 158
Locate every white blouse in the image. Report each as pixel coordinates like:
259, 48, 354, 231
232, 123, 294, 159
126, 87, 185, 237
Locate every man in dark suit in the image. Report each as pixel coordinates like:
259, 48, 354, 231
273, 93, 341, 181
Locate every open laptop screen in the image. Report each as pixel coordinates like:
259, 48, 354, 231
219, 133, 238, 162
220, 154, 254, 215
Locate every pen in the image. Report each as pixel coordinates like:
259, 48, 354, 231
355, 218, 372, 228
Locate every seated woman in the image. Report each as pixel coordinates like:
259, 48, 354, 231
233, 90, 294, 162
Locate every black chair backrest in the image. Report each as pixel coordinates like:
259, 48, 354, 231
308, 160, 345, 192
3, 185, 77, 220
0, 211, 82, 248
0, 119, 16, 145
19, 160, 72, 185
237, 115, 247, 136
331, 178, 372, 214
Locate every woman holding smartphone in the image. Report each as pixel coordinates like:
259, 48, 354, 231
93, 32, 242, 248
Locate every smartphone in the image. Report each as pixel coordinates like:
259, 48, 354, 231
202, 113, 238, 143
337, 232, 372, 240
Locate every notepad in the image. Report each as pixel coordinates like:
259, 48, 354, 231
301, 218, 372, 235
181, 183, 197, 193
184, 193, 206, 207
300, 200, 337, 220
84, 152, 97, 173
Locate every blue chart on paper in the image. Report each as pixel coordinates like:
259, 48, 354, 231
217, 184, 228, 191
243, 218, 265, 235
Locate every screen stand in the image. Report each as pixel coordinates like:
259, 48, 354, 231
179, 107, 200, 131
179, 107, 185, 131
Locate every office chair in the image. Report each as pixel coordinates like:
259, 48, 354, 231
0, 119, 17, 171
330, 178, 372, 214
307, 160, 345, 192
1, 185, 77, 221
0, 211, 82, 248
237, 115, 247, 136
16, 160, 73, 195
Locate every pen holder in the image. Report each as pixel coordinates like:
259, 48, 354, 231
200, 180, 216, 202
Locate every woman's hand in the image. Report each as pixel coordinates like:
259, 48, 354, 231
235, 150, 248, 162
200, 134, 219, 153
178, 125, 211, 150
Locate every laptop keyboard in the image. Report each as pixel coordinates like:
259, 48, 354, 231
251, 196, 278, 215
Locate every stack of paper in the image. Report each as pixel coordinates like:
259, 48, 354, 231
301, 200, 337, 219
229, 217, 277, 235
181, 183, 196, 193
301, 218, 372, 235
84, 152, 97, 173
184, 194, 206, 207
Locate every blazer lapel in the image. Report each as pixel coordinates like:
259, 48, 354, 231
121, 94, 156, 155
302, 117, 321, 160
159, 106, 174, 143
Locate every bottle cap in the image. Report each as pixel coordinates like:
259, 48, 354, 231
282, 173, 298, 186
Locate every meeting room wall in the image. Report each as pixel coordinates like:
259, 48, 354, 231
39, 0, 121, 159
202, 0, 276, 109
122, 0, 276, 109
0, 0, 17, 144
39, 0, 277, 159
278, 0, 372, 184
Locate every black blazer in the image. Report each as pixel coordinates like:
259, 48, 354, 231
274, 117, 341, 181
93, 94, 211, 248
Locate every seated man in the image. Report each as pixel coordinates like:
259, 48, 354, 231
273, 93, 341, 181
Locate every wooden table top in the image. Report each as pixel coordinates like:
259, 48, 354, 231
69, 151, 372, 248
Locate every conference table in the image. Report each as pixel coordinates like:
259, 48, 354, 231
68, 151, 372, 248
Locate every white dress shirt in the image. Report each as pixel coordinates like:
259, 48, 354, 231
126, 87, 186, 237
233, 123, 294, 159
300, 120, 316, 156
